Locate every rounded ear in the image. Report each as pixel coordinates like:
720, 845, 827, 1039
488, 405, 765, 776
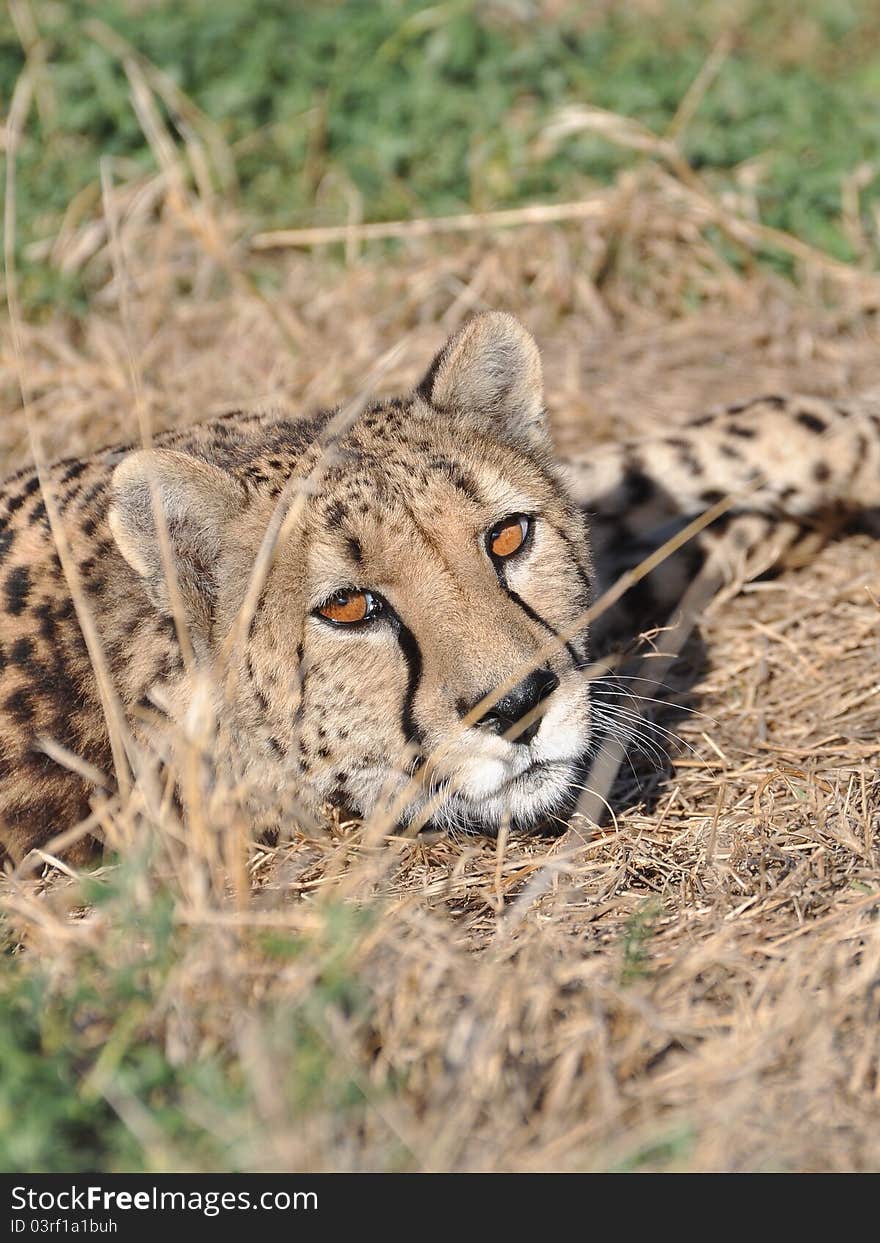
417, 311, 548, 452
108, 448, 246, 628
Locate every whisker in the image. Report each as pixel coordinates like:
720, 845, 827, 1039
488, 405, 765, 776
598, 727, 669, 770
589, 674, 717, 725
586, 731, 662, 780
590, 676, 715, 761
591, 698, 676, 739
592, 705, 688, 754
561, 777, 621, 828
592, 704, 709, 768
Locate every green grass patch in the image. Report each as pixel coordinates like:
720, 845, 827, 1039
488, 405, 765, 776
3, 1, 880, 314
0, 855, 376, 1172
620, 897, 663, 985
610, 1123, 696, 1172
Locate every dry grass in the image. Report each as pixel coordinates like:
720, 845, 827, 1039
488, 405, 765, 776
2, 71, 880, 1172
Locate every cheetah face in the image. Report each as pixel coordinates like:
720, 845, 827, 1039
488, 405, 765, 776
109, 313, 593, 835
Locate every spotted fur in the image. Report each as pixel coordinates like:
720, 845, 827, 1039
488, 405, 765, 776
1, 313, 878, 863
566, 389, 880, 635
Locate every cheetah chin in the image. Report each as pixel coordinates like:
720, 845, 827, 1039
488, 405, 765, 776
414, 758, 586, 837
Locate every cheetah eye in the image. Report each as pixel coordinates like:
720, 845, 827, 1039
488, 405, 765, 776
316, 589, 381, 626
487, 514, 532, 559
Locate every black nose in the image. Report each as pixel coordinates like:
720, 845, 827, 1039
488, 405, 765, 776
468, 667, 560, 745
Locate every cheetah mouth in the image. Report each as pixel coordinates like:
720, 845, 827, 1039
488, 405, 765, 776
488, 757, 571, 800
422, 756, 584, 837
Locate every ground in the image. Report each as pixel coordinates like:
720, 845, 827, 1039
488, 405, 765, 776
2, 5, 880, 1174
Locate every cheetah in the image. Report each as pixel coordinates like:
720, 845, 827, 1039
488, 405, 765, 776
1, 311, 878, 864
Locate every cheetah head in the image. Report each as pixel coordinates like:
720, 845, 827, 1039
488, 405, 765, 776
109, 313, 593, 835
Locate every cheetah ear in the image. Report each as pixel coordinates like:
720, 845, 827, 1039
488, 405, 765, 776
108, 449, 246, 625
417, 311, 548, 452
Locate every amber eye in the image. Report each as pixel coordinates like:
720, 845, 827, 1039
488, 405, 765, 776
488, 514, 531, 559
316, 589, 379, 625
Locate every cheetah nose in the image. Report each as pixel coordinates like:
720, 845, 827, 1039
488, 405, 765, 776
467, 668, 560, 745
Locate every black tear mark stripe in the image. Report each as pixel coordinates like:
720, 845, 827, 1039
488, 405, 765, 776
504, 585, 582, 669
547, 519, 594, 602
490, 549, 583, 666
395, 619, 425, 748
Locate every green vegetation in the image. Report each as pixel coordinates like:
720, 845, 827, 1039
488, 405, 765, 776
0, 853, 375, 1172
4, 1, 880, 313
619, 897, 662, 985
611, 1124, 696, 1173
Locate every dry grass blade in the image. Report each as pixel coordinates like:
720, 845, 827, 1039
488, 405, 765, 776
251, 198, 608, 249
83, 17, 237, 195
540, 102, 880, 292
666, 33, 733, 143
